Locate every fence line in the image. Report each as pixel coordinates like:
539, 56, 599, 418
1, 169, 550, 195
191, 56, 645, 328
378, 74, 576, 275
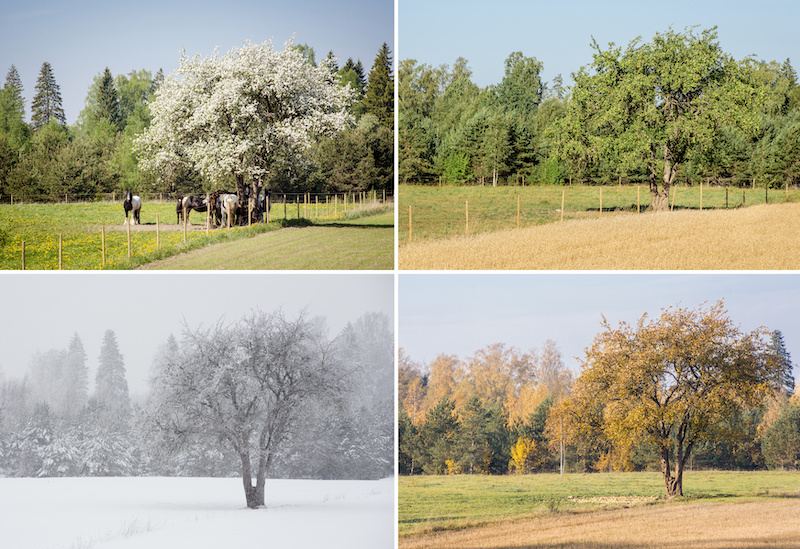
402, 184, 797, 244
12, 193, 392, 269
0, 189, 394, 206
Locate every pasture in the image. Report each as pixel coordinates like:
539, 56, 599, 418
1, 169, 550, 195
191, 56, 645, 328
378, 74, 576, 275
399, 183, 800, 246
399, 472, 800, 548
0, 200, 393, 270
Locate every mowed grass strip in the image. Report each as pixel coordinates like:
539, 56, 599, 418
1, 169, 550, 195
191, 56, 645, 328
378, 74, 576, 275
138, 213, 394, 270
399, 472, 800, 548
399, 202, 800, 270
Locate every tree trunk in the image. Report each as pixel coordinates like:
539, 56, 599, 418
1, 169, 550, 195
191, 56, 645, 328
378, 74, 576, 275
240, 450, 265, 509
660, 437, 692, 499
649, 146, 678, 212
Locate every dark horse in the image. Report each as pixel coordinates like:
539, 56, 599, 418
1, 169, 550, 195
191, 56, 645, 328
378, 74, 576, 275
176, 195, 208, 224
123, 190, 142, 224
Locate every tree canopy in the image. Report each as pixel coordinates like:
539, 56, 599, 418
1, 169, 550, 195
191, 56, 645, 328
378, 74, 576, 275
134, 38, 356, 193
566, 300, 782, 497
554, 27, 766, 211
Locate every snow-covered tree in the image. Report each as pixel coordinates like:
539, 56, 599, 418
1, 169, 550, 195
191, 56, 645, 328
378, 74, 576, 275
94, 330, 130, 419
145, 309, 350, 508
62, 333, 89, 421
134, 38, 355, 193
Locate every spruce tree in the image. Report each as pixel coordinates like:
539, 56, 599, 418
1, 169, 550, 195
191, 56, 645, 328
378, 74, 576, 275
1, 65, 30, 150
771, 330, 795, 396
31, 62, 66, 129
94, 329, 130, 418
62, 333, 89, 421
363, 43, 393, 127
97, 67, 122, 129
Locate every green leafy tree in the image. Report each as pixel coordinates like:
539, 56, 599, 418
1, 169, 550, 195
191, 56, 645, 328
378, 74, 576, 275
31, 62, 66, 129
494, 51, 543, 113
567, 300, 781, 497
363, 43, 394, 128
555, 27, 764, 211
761, 401, 800, 470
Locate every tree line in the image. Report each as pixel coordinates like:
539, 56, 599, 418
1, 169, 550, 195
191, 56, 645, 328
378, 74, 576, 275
0, 41, 393, 203
399, 302, 800, 498
399, 26, 800, 210
0, 310, 393, 508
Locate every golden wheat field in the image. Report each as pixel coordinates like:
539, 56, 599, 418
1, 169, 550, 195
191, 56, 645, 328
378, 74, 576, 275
400, 499, 800, 549
399, 203, 800, 270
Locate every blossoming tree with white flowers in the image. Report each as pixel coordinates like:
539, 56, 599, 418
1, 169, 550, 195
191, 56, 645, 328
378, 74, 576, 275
134, 38, 355, 210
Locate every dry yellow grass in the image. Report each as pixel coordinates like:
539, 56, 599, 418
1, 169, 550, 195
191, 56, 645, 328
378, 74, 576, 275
399, 203, 800, 270
400, 499, 800, 549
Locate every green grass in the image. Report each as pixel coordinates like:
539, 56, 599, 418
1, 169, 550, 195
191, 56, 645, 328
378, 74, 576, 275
0, 201, 392, 270
139, 211, 395, 270
398, 471, 800, 537
399, 183, 800, 245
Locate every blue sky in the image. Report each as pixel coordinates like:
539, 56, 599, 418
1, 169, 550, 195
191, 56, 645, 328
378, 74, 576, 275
399, 0, 800, 89
1, 0, 394, 125
400, 273, 800, 381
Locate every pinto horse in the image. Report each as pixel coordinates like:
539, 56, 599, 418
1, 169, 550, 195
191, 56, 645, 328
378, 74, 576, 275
123, 190, 142, 225
176, 195, 208, 224
220, 194, 239, 228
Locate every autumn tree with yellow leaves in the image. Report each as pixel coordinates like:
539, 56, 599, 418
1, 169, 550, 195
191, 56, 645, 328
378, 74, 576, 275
565, 300, 782, 497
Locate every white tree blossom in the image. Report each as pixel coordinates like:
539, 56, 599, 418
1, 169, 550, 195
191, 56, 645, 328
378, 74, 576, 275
135, 38, 355, 188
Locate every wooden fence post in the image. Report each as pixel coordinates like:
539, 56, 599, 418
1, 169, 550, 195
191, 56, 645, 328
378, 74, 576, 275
700, 180, 703, 211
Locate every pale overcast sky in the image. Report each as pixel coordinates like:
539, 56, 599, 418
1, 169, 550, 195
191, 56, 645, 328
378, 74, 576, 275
399, 0, 800, 89
1, 0, 394, 125
0, 272, 394, 396
400, 273, 800, 380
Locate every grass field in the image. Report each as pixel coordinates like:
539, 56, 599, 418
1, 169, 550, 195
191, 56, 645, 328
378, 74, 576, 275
0, 201, 393, 270
139, 212, 395, 270
399, 472, 800, 548
399, 202, 800, 270
399, 183, 800, 246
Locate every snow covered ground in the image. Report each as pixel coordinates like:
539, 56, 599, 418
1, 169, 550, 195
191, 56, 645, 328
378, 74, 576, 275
0, 476, 395, 549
